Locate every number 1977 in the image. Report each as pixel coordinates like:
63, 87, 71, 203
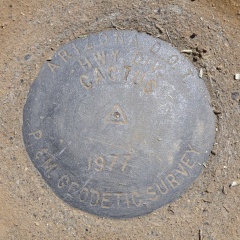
88, 154, 131, 173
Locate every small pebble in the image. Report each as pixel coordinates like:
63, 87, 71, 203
234, 73, 240, 80
24, 54, 31, 61
230, 180, 240, 187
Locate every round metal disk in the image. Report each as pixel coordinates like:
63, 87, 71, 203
23, 30, 215, 219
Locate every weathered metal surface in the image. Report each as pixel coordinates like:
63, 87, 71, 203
22, 30, 215, 218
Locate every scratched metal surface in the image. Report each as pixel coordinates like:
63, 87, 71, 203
22, 30, 215, 218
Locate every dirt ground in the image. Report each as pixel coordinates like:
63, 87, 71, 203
0, 0, 240, 239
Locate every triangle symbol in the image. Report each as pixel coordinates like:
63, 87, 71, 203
105, 104, 128, 125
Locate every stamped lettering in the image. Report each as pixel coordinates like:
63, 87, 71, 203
90, 189, 100, 206
129, 33, 139, 46
79, 187, 89, 202
80, 75, 92, 89
175, 163, 189, 176
155, 180, 169, 194
114, 193, 124, 208
150, 42, 161, 54
131, 70, 146, 85
99, 33, 108, 45
88, 153, 131, 173
112, 49, 119, 63
72, 43, 81, 54
101, 193, 112, 208
47, 62, 61, 73
58, 175, 70, 189
94, 68, 104, 84
168, 55, 179, 65
94, 51, 106, 66
146, 186, 159, 202
29, 130, 43, 140
144, 80, 157, 94
124, 65, 131, 81
78, 57, 92, 71
166, 174, 180, 188
35, 148, 58, 174
133, 52, 146, 65
131, 191, 142, 207
23, 30, 215, 218
85, 37, 94, 50
108, 66, 117, 81
68, 182, 81, 195
58, 50, 72, 62
114, 32, 125, 45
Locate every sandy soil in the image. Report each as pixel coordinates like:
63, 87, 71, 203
0, 0, 239, 239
